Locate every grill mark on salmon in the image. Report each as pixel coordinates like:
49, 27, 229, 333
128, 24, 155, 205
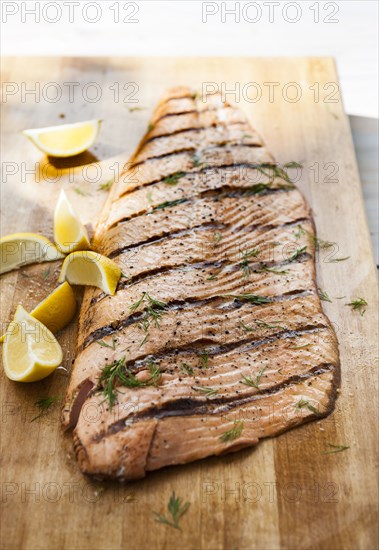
131, 143, 264, 170
73, 369, 336, 479
98, 364, 334, 433
80, 284, 314, 352
64, 326, 334, 432
97, 190, 307, 255
65, 293, 330, 416
134, 125, 262, 163
111, 160, 284, 207
147, 106, 247, 138
108, 217, 308, 260
64, 87, 340, 480
113, 147, 274, 200
107, 179, 293, 230
144, 117, 247, 144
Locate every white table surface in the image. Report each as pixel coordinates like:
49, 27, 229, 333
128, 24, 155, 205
1, 0, 378, 261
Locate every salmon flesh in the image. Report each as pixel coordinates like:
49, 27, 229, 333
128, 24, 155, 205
62, 87, 340, 480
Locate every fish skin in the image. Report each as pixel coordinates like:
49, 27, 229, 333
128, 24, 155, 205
63, 87, 340, 480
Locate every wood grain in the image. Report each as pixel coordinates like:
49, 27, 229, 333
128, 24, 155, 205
0, 57, 377, 550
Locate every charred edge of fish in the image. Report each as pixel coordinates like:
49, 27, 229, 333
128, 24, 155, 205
80, 290, 315, 353
108, 217, 310, 260
95, 364, 337, 440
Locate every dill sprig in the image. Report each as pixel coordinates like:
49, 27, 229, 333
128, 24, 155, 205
74, 187, 89, 196
244, 183, 269, 195
180, 363, 194, 375
239, 248, 260, 278
322, 443, 350, 455
257, 264, 289, 275
98, 357, 161, 408
327, 256, 350, 263
294, 225, 306, 239
96, 337, 117, 350
163, 172, 185, 185
213, 232, 222, 243
288, 246, 307, 262
295, 398, 319, 415
130, 292, 167, 346
254, 319, 287, 330
240, 320, 285, 332
284, 161, 303, 169
306, 231, 335, 250
154, 492, 190, 530
318, 288, 332, 303
199, 352, 209, 369
347, 298, 367, 316
192, 386, 218, 398
31, 396, 60, 422
152, 199, 186, 212
98, 179, 114, 191
193, 153, 202, 167
241, 367, 267, 390
219, 420, 244, 442
227, 293, 271, 305
292, 343, 312, 350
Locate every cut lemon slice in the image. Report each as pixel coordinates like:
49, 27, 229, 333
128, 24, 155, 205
23, 119, 101, 158
54, 189, 91, 254
30, 281, 77, 333
3, 305, 63, 382
58, 251, 121, 295
0, 282, 76, 343
0, 233, 64, 275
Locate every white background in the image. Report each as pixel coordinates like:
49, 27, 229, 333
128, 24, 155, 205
1, 0, 378, 118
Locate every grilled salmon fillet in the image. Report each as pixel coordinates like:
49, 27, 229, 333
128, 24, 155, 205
62, 87, 340, 480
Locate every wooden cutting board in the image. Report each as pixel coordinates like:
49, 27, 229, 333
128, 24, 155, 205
1, 57, 378, 550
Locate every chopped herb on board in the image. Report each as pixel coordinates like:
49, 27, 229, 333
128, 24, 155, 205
31, 396, 60, 422
318, 288, 332, 303
346, 298, 367, 316
322, 443, 350, 455
154, 492, 190, 530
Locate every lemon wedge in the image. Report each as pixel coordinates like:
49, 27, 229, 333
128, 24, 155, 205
2, 305, 63, 382
58, 251, 121, 295
0, 233, 64, 275
0, 282, 76, 343
23, 119, 101, 158
30, 281, 77, 333
54, 189, 91, 254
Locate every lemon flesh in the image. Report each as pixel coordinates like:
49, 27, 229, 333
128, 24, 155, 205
30, 282, 76, 333
54, 189, 91, 254
0, 233, 64, 275
58, 251, 121, 295
0, 282, 76, 343
3, 305, 63, 382
23, 119, 101, 158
